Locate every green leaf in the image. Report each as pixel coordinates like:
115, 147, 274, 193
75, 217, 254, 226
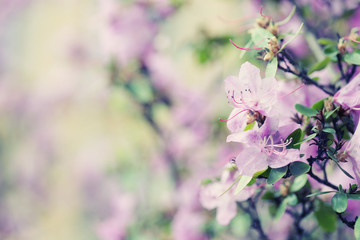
265, 57, 278, 77
323, 45, 338, 61
285, 194, 298, 206
253, 168, 269, 178
323, 128, 336, 133
347, 193, 360, 200
331, 192, 348, 213
262, 191, 275, 200
325, 107, 339, 120
315, 201, 337, 232
327, 151, 355, 179
234, 175, 253, 195
251, 28, 274, 48
285, 128, 303, 149
344, 52, 360, 65
295, 104, 318, 117
277, 6, 296, 25
318, 38, 337, 45
311, 98, 325, 111
267, 166, 288, 184
289, 161, 310, 177
355, 217, 360, 240
290, 174, 308, 192
275, 199, 287, 220
244, 121, 255, 131
306, 191, 337, 198
294, 133, 317, 147
218, 175, 241, 197
279, 23, 304, 52
308, 57, 331, 75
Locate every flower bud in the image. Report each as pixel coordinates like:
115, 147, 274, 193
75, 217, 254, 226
337, 38, 347, 55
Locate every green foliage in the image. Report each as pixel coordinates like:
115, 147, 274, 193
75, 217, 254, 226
265, 57, 278, 77
251, 28, 274, 48
295, 104, 318, 117
331, 192, 348, 213
308, 57, 331, 74
290, 174, 308, 192
311, 98, 325, 111
294, 133, 317, 147
267, 166, 288, 184
289, 161, 310, 177
323, 45, 338, 61
306, 191, 337, 198
318, 38, 337, 45
322, 128, 336, 133
286, 128, 303, 149
344, 50, 360, 65
314, 201, 337, 233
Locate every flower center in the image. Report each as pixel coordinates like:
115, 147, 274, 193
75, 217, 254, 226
261, 135, 292, 156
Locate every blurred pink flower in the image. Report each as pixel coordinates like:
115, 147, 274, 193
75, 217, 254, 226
334, 73, 360, 110
96, 193, 135, 240
200, 164, 257, 225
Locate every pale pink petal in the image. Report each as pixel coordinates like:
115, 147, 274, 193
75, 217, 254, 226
236, 148, 268, 176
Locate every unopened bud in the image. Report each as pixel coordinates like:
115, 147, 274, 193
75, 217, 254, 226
337, 38, 347, 55
336, 152, 348, 163
267, 23, 279, 36
324, 97, 334, 112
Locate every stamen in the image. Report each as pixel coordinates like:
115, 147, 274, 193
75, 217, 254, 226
230, 39, 265, 51
261, 137, 293, 156
231, 90, 243, 105
278, 83, 305, 99
344, 36, 360, 44
219, 108, 249, 122
260, 6, 273, 20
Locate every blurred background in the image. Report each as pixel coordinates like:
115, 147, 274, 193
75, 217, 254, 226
0, 0, 359, 239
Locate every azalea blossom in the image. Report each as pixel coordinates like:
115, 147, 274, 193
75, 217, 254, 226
224, 61, 279, 116
227, 119, 300, 176
199, 163, 257, 225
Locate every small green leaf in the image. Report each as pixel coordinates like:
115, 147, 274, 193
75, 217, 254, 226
285, 194, 298, 206
307, 191, 337, 198
279, 23, 304, 52
265, 57, 278, 77
311, 98, 325, 111
277, 6, 296, 25
295, 104, 318, 117
331, 192, 348, 213
218, 175, 241, 197
324, 45, 338, 61
323, 128, 336, 133
275, 199, 287, 220
262, 191, 275, 200
347, 193, 360, 200
325, 107, 339, 120
251, 28, 274, 48
290, 174, 308, 192
285, 128, 303, 149
344, 52, 360, 65
355, 217, 360, 240
253, 168, 269, 177
294, 133, 317, 146
327, 151, 355, 179
234, 175, 253, 195
318, 38, 337, 45
308, 57, 331, 74
289, 161, 310, 177
267, 166, 288, 184
244, 121, 255, 131
315, 201, 337, 232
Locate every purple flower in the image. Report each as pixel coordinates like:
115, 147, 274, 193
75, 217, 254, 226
200, 164, 257, 225
224, 62, 279, 117
344, 127, 360, 185
227, 119, 300, 176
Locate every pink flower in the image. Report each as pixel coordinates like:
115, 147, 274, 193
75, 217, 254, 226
200, 164, 257, 225
334, 73, 360, 110
227, 120, 300, 176
225, 62, 279, 117
344, 127, 360, 185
